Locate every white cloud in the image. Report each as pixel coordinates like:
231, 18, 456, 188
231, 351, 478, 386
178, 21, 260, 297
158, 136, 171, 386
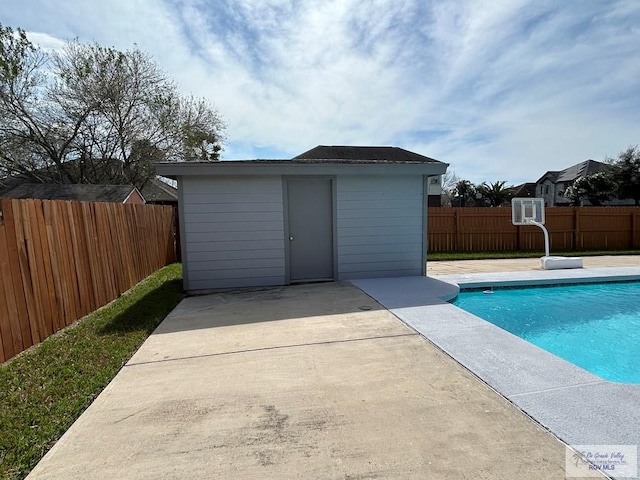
23, 31, 66, 51
1, 0, 639, 184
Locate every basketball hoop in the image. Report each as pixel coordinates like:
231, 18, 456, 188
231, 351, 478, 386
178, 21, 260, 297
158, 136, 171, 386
511, 198, 583, 269
512, 198, 549, 256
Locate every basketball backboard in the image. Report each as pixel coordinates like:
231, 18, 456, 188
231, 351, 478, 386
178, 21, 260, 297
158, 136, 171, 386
511, 197, 545, 225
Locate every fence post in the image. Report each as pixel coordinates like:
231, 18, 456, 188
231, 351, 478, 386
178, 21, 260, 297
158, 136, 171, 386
633, 211, 638, 249
454, 209, 460, 251
573, 208, 580, 249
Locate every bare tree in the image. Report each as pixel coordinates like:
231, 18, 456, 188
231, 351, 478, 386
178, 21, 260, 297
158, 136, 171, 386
0, 26, 226, 189
441, 170, 459, 194
439, 170, 459, 206
0, 23, 89, 182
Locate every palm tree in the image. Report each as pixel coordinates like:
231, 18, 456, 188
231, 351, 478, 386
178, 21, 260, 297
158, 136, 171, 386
453, 180, 476, 207
476, 181, 514, 207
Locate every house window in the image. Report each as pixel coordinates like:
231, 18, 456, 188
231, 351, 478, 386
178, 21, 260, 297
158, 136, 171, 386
544, 185, 550, 194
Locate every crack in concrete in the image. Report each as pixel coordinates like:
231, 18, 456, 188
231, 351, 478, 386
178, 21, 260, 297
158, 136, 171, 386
125, 332, 419, 367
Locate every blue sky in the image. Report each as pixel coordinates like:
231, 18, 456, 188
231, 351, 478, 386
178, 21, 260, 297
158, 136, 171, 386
1, 0, 639, 185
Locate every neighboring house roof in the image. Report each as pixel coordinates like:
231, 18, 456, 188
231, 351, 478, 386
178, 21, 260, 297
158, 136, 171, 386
139, 177, 178, 203
293, 145, 444, 164
537, 171, 560, 183
536, 160, 604, 184
513, 182, 537, 197
0, 183, 144, 203
0, 172, 35, 195
0, 162, 175, 203
556, 159, 603, 183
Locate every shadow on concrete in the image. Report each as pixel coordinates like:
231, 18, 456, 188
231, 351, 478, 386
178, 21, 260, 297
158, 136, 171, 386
150, 281, 387, 335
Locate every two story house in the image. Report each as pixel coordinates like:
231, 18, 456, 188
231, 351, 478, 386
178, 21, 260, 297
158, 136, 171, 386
535, 160, 604, 206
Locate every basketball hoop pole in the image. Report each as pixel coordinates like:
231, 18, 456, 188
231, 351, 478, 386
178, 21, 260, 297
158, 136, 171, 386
512, 197, 583, 269
512, 198, 549, 258
526, 219, 550, 257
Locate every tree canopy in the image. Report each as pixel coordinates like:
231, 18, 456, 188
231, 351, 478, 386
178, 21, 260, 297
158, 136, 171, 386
0, 24, 226, 189
609, 146, 640, 206
450, 179, 514, 207
564, 172, 615, 206
476, 181, 514, 207
452, 180, 476, 207
562, 146, 640, 206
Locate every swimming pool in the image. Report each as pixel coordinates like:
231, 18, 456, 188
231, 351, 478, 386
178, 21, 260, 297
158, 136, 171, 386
452, 282, 640, 383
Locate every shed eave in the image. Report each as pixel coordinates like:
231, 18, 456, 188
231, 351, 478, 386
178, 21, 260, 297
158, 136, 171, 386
154, 161, 449, 177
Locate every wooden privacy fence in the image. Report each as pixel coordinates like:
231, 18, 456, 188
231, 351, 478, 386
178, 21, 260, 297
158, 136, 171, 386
0, 198, 176, 363
428, 207, 640, 252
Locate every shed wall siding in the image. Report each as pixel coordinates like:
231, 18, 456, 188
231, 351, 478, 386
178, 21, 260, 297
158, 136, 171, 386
336, 175, 424, 279
182, 176, 285, 290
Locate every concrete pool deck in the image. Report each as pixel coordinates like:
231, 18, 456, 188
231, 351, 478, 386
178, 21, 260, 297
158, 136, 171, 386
427, 254, 640, 276
28, 281, 587, 480
26, 256, 639, 479
355, 257, 640, 479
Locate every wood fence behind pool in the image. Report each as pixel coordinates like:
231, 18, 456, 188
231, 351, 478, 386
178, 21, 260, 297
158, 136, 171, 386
427, 206, 640, 252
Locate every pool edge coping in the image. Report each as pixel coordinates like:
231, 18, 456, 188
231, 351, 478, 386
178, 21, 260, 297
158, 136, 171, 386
352, 267, 640, 477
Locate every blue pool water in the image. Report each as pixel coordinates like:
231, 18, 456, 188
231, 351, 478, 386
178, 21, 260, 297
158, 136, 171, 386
452, 282, 640, 383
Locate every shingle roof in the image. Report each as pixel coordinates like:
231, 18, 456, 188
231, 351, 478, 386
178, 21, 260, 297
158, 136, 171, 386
539, 171, 560, 183
556, 160, 603, 182
0, 157, 177, 201
513, 182, 537, 197
535, 160, 605, 185
139, 177, 177, 203
0, 184, 142, 203
293, 146, 444, 164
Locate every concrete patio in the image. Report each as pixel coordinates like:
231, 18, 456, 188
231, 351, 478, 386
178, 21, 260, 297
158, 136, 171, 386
25, 279, 593, 479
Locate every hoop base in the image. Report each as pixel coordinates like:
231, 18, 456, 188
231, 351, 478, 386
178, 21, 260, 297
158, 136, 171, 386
540, 256, 583, 270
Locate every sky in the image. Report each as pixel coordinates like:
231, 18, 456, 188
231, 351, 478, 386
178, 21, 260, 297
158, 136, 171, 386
1, 0, 639, 185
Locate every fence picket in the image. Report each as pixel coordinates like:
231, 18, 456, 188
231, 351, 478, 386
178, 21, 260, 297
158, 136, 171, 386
0, 226, 14, 361
0, 223, 22, 360
428, 206, 640, 252
14, 200, 42, 345
0, 199, 175, 363
1, 201, 33, 350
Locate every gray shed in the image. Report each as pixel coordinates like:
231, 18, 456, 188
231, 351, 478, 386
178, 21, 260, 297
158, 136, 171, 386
155, 146, 448, 292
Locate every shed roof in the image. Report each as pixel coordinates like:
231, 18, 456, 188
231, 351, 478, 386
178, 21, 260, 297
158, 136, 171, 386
154, 145, 448, 177
0, 183, 143, 203
293, 146, 444, 164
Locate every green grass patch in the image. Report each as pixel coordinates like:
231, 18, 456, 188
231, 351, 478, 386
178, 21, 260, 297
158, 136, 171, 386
0, 263, 183, 480
428, 249, 640, 261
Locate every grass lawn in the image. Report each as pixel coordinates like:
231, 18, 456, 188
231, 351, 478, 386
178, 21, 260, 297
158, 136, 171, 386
428, 249, 640, 261
0, 263, 183, 480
